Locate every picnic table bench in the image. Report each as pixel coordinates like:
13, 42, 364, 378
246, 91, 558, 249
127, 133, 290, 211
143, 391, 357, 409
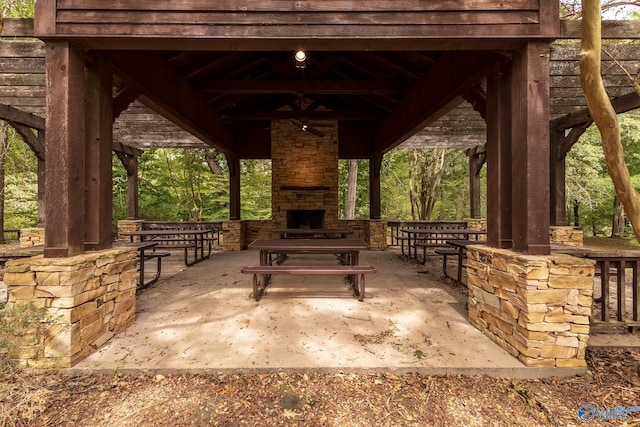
243, 238, 374, 301
121, 229, 215, 266
241, 264, 375, 302
273, 228, 352, 239
401, 228, 486, 264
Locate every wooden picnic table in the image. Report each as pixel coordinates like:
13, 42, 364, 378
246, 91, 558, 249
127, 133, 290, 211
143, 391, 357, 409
245, 238, 372, 301
400, 228, 486, 264
121, 229, 215, 266
273, 228, 352, 239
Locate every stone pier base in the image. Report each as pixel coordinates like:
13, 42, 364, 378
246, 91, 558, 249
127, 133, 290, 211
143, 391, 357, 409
19, 228, 45, 247
4, 247, 138, 368
467, 245, 595, 368
116, 219, 143, 242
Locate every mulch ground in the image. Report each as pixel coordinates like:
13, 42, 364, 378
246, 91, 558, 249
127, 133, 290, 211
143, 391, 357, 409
1, 347, 639, 426
3, 236, 640, 426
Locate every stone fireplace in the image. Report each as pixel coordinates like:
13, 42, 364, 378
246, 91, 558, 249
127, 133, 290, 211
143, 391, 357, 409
271, 119, 339, 229
287, 209, 325, 229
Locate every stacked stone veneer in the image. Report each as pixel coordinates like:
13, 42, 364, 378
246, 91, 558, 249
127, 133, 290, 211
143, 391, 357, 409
550, 226, 584, 247
467, 245, 594, 368
116, 219, 143, 242
3, 247, 137, 368
271, 119, 340, 229
466, 218, 487, 233
19, 228, 45, 247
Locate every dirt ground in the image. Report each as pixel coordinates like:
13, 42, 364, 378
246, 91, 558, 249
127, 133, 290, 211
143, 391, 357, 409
1, 346, 639, 426
3, 236, 640, 426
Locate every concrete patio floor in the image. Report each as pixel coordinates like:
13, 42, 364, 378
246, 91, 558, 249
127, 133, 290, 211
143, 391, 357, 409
67, 248, 596, 378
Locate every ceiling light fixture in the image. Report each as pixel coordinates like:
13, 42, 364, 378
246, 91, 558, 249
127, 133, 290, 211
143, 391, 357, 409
295, 50, 307, 68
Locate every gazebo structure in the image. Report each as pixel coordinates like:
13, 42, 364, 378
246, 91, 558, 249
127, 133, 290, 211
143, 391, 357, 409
1, 2, 638, 369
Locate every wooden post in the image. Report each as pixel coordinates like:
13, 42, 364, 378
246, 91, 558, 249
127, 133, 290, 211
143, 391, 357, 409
468, 146, 486, 219
126, 157, 139, 220
37, 152, 45, 228
550, 128, 567, 226
486, 60, 513, 249
510, 42, 551, 255
226, 153, 240, 220
44, 41, 86, 258
84, 58, 113, 250
369, 153, 382, 220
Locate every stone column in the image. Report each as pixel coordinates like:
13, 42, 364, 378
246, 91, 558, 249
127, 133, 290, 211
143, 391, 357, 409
117, 220, 143, 242
223, 220, 244, 251
19, 228, 45, 248
467, 245, 594, 368
550, 226, 584, 247
366, 219, 387, 251
4, 247, 137, 368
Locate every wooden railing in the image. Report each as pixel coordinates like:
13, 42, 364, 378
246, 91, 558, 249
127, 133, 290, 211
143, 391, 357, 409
386, 220, 468, 247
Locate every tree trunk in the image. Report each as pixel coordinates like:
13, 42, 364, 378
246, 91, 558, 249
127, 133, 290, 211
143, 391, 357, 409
580, 0, 640, 243
345, 159, 359, 220
611, 195, 625, 237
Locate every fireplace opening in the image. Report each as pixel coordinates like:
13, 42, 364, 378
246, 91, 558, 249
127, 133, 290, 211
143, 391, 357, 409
287, 210, 325, 229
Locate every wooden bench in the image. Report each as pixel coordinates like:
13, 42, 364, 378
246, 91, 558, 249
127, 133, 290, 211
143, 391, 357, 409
241, 265, 376, 302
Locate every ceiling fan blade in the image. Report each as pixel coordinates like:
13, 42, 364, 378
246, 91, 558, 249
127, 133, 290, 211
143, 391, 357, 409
306, 127, 325, 137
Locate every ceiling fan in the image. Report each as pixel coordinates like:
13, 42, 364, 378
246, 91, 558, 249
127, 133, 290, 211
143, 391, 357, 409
290, 118, 332, 137
289, 92, 333, 137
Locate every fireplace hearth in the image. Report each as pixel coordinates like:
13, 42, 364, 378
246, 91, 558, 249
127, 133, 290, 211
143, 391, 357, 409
287, 210, 325, 229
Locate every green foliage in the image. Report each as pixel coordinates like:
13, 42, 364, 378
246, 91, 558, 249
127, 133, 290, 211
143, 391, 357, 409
0, 301, 51, 371
240, 159, 271, 219
338, 159, 370, 219
0, 0, 34, 18
566, 110, 640, 236
4, 127, 37, 228
113, 148, 231, 224
380, 150, 411, 220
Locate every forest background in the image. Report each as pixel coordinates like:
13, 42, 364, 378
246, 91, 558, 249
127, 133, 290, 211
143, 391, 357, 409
1, 1, 639, 240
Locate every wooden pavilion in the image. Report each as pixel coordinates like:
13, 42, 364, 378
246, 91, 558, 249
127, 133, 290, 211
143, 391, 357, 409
1, 1, 639, 368
28, 0, 564, 257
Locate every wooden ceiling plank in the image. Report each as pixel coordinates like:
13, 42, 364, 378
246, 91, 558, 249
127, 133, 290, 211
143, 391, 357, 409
99, 50, 234, 153
378, 51, 497, 153
56, 0, 540, 12
197, 80, 410, 94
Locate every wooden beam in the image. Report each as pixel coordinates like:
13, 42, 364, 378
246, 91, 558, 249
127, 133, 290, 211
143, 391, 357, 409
197, 80, 410, 94
0, 18, 34, 37
99, 50, 235, 154
378, 51, 497, 154
510, 42, 550, 255
44, 41, 86, 258
84, 59, 113, 250
6, 121, 45, 160
0, 103, 44, 129
112, 85, 139, 120
561, 20, 640, 39
225, 110, 382, 121
550, 91, 640, 131
486, 60, 513, 249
